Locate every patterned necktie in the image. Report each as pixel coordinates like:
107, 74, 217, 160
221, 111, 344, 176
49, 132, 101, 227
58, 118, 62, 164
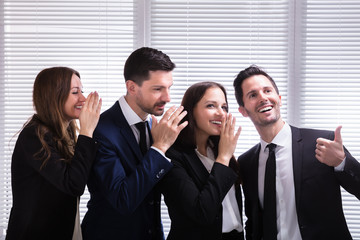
263, 143, 277, 240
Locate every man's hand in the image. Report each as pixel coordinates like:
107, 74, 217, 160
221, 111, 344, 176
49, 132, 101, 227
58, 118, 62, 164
315, 126, 345, 167
151, 106, 188, 153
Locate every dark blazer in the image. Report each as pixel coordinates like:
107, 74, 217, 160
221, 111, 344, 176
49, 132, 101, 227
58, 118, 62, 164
82, 101, 173, 240
160, 145, 243, 240
239, 125, 360, 240
6, 121, 97, 240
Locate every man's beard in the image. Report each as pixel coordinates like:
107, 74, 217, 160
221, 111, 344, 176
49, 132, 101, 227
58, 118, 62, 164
140, 101, 167, 116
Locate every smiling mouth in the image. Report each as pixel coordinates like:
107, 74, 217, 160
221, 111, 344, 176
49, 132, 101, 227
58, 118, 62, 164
75, 106, 82, 109
259, 106, 272, 113
211, 120, 222, 125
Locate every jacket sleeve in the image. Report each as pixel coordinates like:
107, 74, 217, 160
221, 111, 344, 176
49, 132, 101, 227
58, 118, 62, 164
90, 131, 173, 215
160, 149, 237, 225
335, 146, 360, 199
15, 126, 98, 196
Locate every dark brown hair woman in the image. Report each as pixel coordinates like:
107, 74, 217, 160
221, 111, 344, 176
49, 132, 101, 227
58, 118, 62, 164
160, 81, 244, 240
6, 66, 101, 240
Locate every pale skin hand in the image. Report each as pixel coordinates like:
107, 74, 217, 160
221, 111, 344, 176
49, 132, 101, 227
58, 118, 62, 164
315, 125, 345, 167
79, 92, 102, 138
151, 106, 188, 153
216, 113, 242, 166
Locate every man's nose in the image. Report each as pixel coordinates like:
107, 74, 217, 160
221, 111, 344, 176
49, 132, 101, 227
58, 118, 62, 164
258, 91, 268, 102
161, 89, 171, 103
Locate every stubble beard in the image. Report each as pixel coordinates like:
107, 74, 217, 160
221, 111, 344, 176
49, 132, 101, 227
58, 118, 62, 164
245, 107, 281, 128
140, 102, 166, 116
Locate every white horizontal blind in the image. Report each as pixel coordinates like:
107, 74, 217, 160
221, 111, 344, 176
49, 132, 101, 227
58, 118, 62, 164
149, 0, 290, 236
1, 0, 135, 236
2, 0, 360, 239
300, 1, 360, 238
150, 0, 290, 156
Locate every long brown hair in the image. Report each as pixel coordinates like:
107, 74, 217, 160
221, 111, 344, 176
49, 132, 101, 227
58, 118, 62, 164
176, 81, 241, 184
30, 66, 80, 168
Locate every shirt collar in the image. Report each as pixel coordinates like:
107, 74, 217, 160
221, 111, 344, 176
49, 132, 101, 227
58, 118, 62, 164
260, 122, 291, 152
118, 96, 151, 126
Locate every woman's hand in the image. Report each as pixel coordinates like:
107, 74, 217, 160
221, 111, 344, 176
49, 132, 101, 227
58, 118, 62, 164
216, 113, 241, 166
79, 92, 102, 138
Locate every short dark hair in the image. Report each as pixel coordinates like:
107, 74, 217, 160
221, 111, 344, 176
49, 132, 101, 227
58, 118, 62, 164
123, 47, 176, 85
233, 65, 279, 106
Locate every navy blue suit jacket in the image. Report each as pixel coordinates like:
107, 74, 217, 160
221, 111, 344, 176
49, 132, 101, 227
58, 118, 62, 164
239, 126, 360, 240
82, 101, 173, 240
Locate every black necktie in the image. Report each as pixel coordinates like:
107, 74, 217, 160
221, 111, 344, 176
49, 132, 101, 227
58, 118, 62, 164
135, 121, 147, 156
263, 143, 277, 240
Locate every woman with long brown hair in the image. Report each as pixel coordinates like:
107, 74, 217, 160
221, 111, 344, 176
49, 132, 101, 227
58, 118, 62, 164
160, 81, 244, 240
6, 66, 101, 240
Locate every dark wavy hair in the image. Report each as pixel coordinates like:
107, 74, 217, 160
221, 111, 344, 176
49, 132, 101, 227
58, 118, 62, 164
176, 81, 241, 184
29, 66, 79, 169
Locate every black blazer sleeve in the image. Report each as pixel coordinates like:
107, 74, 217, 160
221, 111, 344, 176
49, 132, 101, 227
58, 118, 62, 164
12, 124, 98, 196
335, 146, 360, 199
160, 147, 238, 225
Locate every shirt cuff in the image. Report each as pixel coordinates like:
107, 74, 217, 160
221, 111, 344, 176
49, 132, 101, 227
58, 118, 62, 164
150, 146, 171, 162
334, 157, 346, 171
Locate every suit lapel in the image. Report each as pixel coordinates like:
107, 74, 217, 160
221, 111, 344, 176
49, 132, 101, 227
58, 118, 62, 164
246, 144, 263, 239
290, 126, 303, 209
111, 102, 144, 162
252, 144, 262, 213
183, 150, 210, 187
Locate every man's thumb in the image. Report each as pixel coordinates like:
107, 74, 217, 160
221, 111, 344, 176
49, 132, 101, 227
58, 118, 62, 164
334, 125, 343, 143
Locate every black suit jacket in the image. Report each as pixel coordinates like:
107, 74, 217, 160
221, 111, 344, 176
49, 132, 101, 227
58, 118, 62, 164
82, 101, 173, 240
7, 121, 97, 240
239, 125, 360, 240
160, 145, 243, 240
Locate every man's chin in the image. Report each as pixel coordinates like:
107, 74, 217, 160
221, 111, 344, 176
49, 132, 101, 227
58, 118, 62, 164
152, 110, 164, 116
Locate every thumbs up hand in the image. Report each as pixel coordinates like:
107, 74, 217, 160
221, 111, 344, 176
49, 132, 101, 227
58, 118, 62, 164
315, 126, 346, 167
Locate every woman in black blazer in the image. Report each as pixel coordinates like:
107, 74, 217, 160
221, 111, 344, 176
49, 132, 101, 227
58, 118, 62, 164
160, 81, 244, 240
6, 67, 101, 240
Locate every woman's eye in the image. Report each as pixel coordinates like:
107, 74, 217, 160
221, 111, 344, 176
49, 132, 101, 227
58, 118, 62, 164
206, 104, 215, 108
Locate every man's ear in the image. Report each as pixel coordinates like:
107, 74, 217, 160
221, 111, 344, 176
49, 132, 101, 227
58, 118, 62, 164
126, 80, 137, 96
238, 106, 248, 117
279, 95, 282, 107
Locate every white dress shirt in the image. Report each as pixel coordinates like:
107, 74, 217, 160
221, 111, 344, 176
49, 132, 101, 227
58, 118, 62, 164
195, 147, 243, 233
118, 96, 168, 158
258, 122, 302, 240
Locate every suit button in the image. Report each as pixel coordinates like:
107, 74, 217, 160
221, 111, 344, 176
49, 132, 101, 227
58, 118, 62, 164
156, 169, 165, 178
149, 200, 154, 205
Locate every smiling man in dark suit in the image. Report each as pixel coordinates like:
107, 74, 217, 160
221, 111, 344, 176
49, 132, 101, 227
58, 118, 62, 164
81, 47, 188, 240
233, 65, 360, 240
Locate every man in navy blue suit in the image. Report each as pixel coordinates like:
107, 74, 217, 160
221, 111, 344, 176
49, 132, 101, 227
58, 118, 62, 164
82, 47, 188, 240
233, 65, 360, 240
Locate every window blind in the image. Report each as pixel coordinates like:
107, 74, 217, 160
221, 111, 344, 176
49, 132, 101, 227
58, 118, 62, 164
149, 0, 290, 236
1, 0, 360, 239
300, 1, 360, 238
1, 0, 135, 236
